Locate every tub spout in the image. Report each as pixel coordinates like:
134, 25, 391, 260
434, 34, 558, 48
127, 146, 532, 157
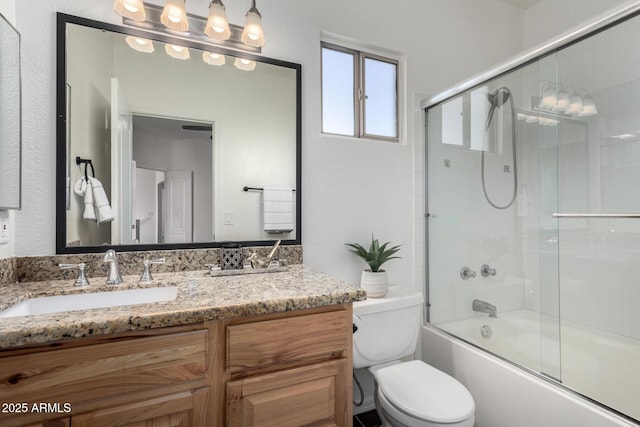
473, 299, 497, 318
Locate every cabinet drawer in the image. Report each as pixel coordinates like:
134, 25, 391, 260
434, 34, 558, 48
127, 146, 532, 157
0, 330, 207, 406
227, 309, 350, 373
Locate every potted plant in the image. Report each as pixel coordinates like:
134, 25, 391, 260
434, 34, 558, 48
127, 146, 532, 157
345, 235, 401, 297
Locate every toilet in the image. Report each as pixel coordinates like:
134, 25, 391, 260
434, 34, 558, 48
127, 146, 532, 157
353, 286, 475, 427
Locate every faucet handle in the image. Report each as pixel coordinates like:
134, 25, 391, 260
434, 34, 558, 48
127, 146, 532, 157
59, 262, 89, 286
460, 266, 476, 280
481, 264, 497, 277
140, 258, 165, 282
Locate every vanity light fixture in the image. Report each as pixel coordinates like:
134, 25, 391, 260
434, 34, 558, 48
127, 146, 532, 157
125, 35, 154, 53
554, 85, 570, 112
241, 0, 265, 48
165, 43, 190, 60
120, 3, 263, 55
539, 81, 557, 110
205, 0, 231, 41
161, 0, 189, 32
577, 95, 598, 117
564, 91, 583, 115
113, 0, 146, 21
234, 57, 256, 71
203, 51, 225, 66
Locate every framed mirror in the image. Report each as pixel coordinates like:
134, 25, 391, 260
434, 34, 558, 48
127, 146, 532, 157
0, 12, 21, 210
56, 13, 301, 254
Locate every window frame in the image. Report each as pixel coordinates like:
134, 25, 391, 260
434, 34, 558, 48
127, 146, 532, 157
321, 41, 400, 143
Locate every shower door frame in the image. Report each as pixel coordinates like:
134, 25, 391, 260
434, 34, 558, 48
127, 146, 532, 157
422, 3, 640, 425
422, 0, 640, 324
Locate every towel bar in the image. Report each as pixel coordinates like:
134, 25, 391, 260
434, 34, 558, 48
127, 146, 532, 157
552, 213, 640, 218
243, 186, 296, 192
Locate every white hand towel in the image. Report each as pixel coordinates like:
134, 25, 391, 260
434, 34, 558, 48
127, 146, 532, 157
88, 177, 114, 224
73, 177, 96, 220
83, 178, 96, 221
263, 186, 294, 233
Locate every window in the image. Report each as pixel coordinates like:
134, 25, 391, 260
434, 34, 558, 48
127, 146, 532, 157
321, 42, 399, 142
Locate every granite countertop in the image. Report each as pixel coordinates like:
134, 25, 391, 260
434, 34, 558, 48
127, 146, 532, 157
0, 265, 365, 349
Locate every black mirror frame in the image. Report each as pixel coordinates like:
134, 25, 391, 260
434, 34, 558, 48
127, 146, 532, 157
55, 13, 302, 254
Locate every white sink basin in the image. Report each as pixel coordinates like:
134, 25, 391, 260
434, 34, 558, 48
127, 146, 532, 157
0, 286, 178, 318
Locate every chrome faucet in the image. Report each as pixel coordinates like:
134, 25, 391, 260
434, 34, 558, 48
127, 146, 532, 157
481, 264, 497, 277
472, 299, 497, 318
248, 240, 281, 268
460, 266, 476, 280
104, 249, 123, 285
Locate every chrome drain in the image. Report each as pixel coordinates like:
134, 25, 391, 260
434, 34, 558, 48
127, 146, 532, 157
481, 324, 492, 338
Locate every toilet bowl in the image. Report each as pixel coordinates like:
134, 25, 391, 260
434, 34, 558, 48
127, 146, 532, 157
353, 286, 475, 427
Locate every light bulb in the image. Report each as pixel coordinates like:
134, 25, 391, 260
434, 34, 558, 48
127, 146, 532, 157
234, 57, 256, 71
113, 0, 146, 21
161, 0, 189, 32
203, 51, 225, 66
125, 36, 154, 53
165, 43, 190, 60
205, 0, 231, 41
241, 5, 265, 48
123, 1, 139, 12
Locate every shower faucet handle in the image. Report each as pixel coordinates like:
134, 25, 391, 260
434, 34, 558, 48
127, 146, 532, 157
481, 264, 497, 277
460, 266, 477, 280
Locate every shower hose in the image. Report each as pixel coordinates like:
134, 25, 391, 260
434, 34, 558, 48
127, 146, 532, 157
482, 86, 518, 209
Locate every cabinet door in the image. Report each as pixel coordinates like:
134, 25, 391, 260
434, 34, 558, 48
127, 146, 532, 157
71, 388, 208, 427
227, 359, 349, 427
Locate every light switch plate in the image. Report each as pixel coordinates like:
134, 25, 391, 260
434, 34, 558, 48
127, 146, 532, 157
0, 210, 8, 245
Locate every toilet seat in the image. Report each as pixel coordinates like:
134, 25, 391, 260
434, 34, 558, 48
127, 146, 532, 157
375, 360, 475, 426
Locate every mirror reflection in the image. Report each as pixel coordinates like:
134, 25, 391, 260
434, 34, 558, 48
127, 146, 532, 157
0, 13, 21, 210
58, 16, 300, 252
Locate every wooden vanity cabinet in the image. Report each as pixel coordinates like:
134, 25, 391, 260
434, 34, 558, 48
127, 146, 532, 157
0, 325, 209, 427
0, 304, 353, 427
24, 421, 70, 427
223, 305, 353, 427
70, 388, 209, 427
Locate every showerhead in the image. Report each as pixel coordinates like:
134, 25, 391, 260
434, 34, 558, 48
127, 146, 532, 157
484, 87, 512, 132
487, 88, 511, 108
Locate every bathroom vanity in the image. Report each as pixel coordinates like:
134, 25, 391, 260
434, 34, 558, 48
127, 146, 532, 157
0, 265, 364, 426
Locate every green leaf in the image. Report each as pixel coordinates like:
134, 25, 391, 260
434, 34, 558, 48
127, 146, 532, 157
345, 234, 402, 272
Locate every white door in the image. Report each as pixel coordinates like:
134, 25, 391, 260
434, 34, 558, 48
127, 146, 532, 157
162, 170, 193, 243
110, 77, 133, 244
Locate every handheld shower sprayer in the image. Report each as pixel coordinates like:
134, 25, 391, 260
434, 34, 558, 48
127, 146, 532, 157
482, 86, 517, 210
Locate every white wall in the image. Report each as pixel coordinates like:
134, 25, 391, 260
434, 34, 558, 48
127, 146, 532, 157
13, 0, 525, 291
522, 0, 630, 48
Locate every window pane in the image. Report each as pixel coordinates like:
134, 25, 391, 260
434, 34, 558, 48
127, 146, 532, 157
442, 96, 463, 146
322, 47, 355, 135
470, 86, 489, 151
364, 57, 397, 138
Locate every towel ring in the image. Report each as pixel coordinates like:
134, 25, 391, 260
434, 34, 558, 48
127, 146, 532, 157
76, 156, 95, 181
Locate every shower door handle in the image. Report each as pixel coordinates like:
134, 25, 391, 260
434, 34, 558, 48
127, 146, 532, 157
552, 213, 640, 218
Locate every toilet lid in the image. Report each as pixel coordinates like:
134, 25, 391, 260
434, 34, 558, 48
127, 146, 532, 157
376, 360, 475, 424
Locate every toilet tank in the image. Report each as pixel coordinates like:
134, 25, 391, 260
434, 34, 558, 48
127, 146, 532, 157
352, 286, 424, 369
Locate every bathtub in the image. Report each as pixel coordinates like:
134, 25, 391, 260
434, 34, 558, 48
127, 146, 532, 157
422, 310, 640, 427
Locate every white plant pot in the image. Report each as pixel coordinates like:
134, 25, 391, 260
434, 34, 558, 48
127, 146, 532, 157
360, 269, 389, 298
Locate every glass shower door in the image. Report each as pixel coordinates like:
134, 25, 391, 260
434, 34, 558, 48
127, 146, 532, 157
426, 55, 562, 378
